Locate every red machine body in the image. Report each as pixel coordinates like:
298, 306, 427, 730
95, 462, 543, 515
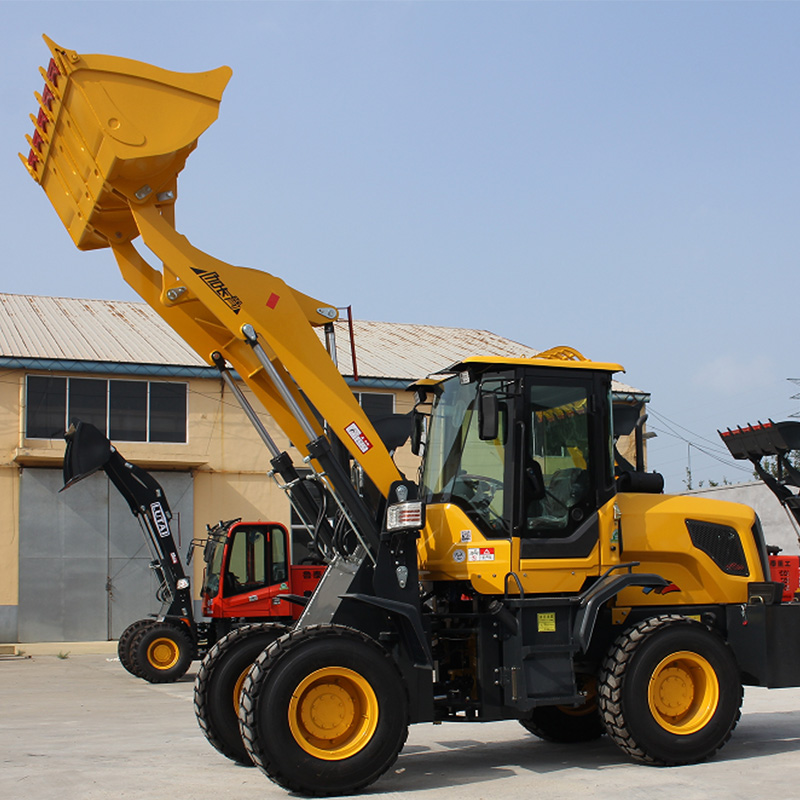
770, 555, 800, 603
201, 520, 323, 620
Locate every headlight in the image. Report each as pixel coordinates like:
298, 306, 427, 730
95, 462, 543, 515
386, 501, 424, 532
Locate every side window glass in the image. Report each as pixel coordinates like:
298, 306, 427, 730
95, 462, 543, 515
224, 529, 247, 596
271, 526, 288, 583
527, 384, 594, 537
224, 526, 272, 596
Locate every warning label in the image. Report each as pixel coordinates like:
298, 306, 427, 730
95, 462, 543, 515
345, 422, 373, 454
537, 612, 556, 633
467, 547, 495, 562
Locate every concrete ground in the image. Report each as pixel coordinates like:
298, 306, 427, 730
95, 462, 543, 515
2, 649, 800, 800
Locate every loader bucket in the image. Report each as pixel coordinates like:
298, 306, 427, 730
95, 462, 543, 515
719, 420, 800, 460
21, 36, 231, 251
62, 421, 114, 490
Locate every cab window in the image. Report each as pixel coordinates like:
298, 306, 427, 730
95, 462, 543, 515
526, 383, 595, 538
223, 524, 288, 596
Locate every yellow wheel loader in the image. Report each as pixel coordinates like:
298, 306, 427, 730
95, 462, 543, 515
21, 36, 800, 796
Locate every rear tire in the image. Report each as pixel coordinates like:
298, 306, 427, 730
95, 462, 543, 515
520, 677, 604, 743
117, 619, 155, 678
134, 622, 194, 684
598, 615, 742, 765
194, 623, 288, 765
239, 625, 409, 796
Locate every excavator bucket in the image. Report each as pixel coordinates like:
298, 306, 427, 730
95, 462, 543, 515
719, 420, 800, 461
62, 421, 114, 490
20, 36, 231, 251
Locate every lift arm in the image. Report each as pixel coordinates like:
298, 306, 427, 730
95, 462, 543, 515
22, 37, 403, 554
62, 421, 194, 622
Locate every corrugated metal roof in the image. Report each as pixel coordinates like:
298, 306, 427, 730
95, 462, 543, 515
330, 318, 541, 381
0, 293, 646, 396
0, 293, 205, 367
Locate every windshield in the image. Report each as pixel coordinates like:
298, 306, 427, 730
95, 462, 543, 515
421, 375, 509, 536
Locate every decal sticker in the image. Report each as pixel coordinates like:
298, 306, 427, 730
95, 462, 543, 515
169, 552, 178, 564
266, 292, 280, 309
191, 268, 243, 314
537, 612, 556, 633
460, 530, 472, 543
150, 502, 170, 538
468, 547, 495, 562
345, 421, 373, 453
280, 583, 289, 591
452, 549, 466, 563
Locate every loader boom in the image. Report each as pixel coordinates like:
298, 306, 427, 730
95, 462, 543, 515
22, 36, 402, 558
62, 420, 193, 622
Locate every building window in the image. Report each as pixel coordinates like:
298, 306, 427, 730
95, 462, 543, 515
25, 375, 188, 443
354, 391, 394, 420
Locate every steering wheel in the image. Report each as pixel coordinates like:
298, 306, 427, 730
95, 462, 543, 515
456, 474, 508, 531
458, 474, 504, 499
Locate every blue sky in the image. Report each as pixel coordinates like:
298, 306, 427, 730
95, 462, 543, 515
2, 1, 799, 491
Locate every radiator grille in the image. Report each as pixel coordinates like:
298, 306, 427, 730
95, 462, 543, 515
686, 519, 749, 577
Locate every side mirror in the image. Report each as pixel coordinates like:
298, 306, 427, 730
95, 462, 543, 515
478, 393, 499, 441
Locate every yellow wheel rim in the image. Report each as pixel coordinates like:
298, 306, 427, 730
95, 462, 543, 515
288, 666, 379, 761
232, 666, 250, 716
648, 650, 719, 734
147, 637, 180, 671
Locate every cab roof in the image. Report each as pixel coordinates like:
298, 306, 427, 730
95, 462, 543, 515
408, 347, 624, 391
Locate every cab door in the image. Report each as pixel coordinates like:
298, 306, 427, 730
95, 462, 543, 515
513, 369, 616, 594
217, 522, 294, 618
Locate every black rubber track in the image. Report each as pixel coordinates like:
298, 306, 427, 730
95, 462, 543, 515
117, 618, 155, 678
239, 624, 410, 796
597, 614, 742, 766
194, 623, 288, 765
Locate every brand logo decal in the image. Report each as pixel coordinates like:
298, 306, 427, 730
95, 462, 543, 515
151, 502, 170, 538
191, 268, 243, 314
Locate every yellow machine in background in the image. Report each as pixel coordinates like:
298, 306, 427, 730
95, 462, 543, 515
23, 36, 800, 797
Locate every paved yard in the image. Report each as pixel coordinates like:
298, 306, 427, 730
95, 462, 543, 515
2, 652, 800, 799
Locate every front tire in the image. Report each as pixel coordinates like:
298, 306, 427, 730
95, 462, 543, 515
598, 615, 742, 765
239, 625, 409, 796
194, 623, 287, 765
134, 622, 194, 683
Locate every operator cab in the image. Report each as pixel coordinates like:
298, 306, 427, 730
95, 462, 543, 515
417, 350, 620, 564
201, 521, 290, 615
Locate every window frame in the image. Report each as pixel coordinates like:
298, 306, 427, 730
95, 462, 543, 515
24, 374, 189, 444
